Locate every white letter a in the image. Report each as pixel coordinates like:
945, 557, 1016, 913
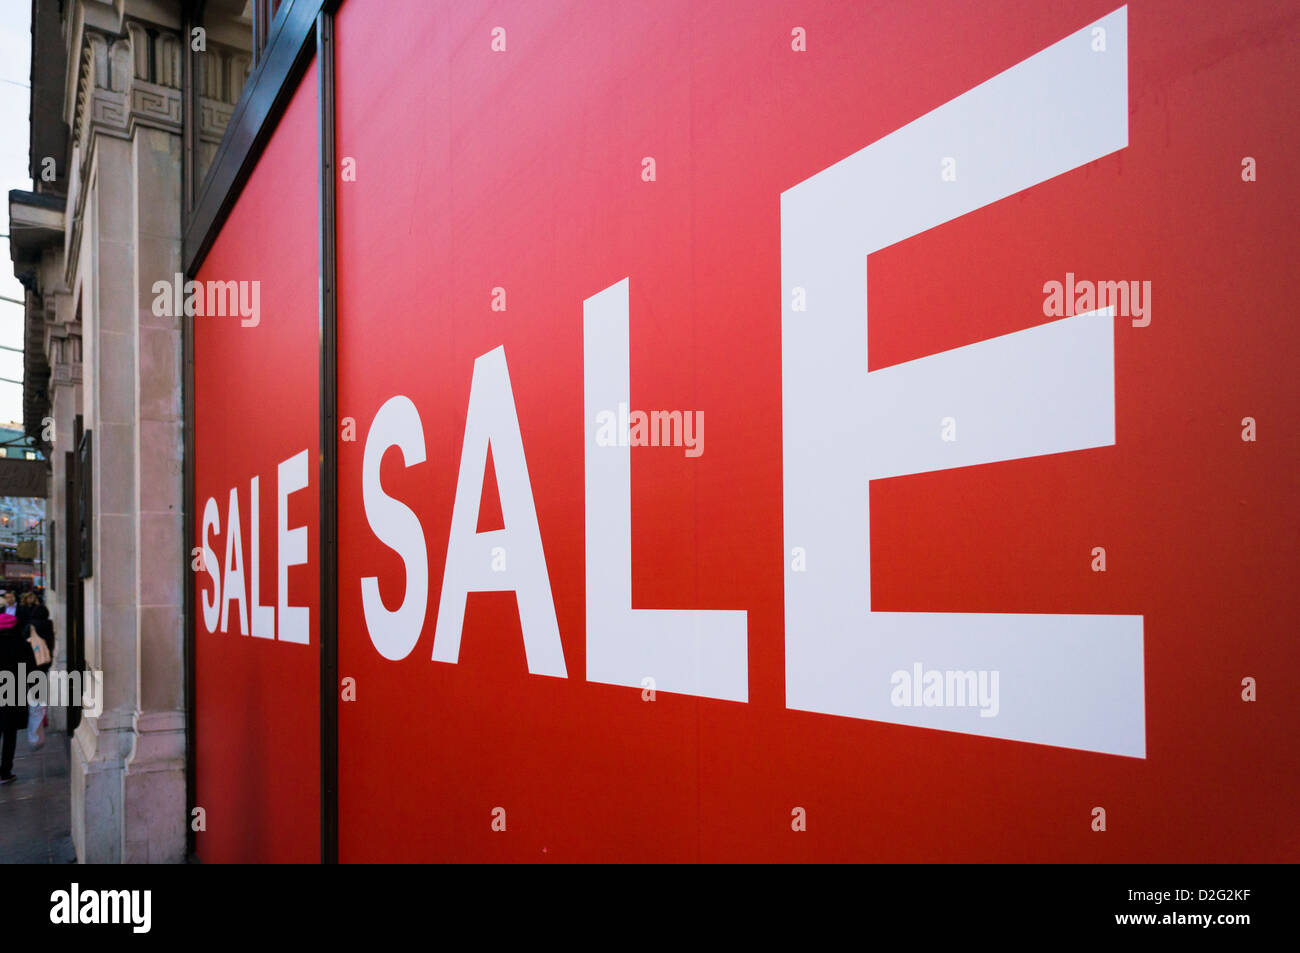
433, 347, 566, 677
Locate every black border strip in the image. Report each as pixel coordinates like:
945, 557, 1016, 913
182, 0, 326, 274
316, 7, 339, 866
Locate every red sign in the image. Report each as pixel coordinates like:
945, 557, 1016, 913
194, 0, 1299, 862
193, 61, 321, 863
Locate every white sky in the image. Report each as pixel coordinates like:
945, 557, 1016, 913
0, 0, 33, 428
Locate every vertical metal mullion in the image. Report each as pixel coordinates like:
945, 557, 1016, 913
182, 311, 196, 862
254, 0, 268, 65
181, 0, 199, 864
317, 8, 339, 866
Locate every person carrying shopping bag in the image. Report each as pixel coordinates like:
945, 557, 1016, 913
20, 593, 53, 748
26, 631, 52, 750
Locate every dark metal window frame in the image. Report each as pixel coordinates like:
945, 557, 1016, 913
181, 0, 339, 863
316, 10, 338, 866
64, 440, 84, 732
183, 0, 326, 273
76, 428, 92, 580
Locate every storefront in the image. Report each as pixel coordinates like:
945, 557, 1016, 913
186, 0, 1299, 862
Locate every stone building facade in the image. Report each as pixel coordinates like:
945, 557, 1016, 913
9, 0, 255, 863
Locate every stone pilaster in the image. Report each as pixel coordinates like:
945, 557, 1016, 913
72, 124, 137, 864
67, 13, 186, 864
123, 117, 185, 864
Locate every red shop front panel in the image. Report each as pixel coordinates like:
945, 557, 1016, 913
334, 0, 1299, 861
193, 60, 321, 863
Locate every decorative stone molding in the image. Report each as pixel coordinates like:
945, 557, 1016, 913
109, 32, 132, 91
52, 363, 84, 386
74, 32, 115, 147
132, 81, 183, 130
199, 98, 235, 139
66, 19, 186, 285
127, 22, 150, 80
73, 23, 186, 153
89, 87, 128, 134
157, 33, 182, 88
199, 42, 251, 106
126, 21, 183, 89
48, 322, 85, 383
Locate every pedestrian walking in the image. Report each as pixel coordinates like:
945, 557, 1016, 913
0, 609, 34, 784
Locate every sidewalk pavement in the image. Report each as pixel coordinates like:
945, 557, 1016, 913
0, 729, 76, 863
